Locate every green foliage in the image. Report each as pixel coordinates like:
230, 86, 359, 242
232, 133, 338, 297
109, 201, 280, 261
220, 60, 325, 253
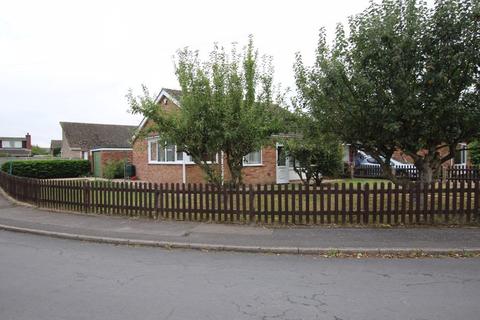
295, 0, 480, 183
284, 112, 343, 185
129, 36, 283, 186
1, 160, 90, 178
52, 147, 61, 157
103, 159, 125, 179
469, 140, 480, 166
31, 145, 49, 156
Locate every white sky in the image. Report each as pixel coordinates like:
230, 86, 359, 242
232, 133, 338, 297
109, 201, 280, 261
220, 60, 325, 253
1, 0, 374, 147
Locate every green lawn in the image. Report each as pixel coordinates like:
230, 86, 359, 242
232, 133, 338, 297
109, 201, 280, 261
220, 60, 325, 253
326, 178, 391, 186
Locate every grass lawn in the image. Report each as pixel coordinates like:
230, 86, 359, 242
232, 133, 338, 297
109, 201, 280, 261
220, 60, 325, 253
325, 178, 391, 186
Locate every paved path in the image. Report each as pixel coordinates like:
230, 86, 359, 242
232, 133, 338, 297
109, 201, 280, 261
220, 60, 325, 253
0, 192, 480, 253
1, 230, 480, 320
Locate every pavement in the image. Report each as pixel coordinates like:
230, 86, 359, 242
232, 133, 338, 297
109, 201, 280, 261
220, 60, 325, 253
1, 189, 480, 254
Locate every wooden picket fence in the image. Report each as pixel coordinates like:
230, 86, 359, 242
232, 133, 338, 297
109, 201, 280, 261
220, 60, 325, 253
354, 165, 480, 182
1, 171, 479, 225
446, 166, 480, 181
354, 165, 418, 180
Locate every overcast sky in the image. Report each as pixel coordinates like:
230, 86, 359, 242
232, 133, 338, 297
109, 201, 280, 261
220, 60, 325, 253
1, 0, 376, 147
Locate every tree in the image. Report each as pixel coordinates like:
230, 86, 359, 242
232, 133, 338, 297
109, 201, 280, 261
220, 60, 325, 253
295, 0, 480, 184
284, 111, 343, 185
129, 36, 281, 186
469, 140, 480, 166
31, 145, 48, 156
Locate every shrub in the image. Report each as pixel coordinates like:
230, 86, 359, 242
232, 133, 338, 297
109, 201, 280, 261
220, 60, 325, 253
103, 159, 125, 179
1, 160, 90, 178
469, 140, 480, 166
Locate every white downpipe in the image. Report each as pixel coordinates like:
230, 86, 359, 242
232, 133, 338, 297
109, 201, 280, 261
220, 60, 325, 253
182, 152, 186, 184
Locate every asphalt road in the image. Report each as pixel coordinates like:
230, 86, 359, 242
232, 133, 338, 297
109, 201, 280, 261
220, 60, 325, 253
1, 231, 479, 320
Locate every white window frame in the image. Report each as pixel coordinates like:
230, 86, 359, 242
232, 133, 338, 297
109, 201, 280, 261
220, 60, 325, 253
147, 138, 193, 164
454, 143, 468, 167
243, 149, 263, 166
3, 140, 22, 148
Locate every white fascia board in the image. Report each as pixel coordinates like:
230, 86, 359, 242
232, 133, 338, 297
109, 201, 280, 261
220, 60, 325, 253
132, 89, 182, 141
90, 148, 133, 152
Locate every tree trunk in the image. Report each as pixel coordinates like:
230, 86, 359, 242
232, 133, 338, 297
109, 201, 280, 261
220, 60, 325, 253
417, 164, 434, 184
414, 157, 441, 185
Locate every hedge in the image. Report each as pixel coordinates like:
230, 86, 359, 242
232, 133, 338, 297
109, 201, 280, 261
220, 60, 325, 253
1, 160, 90, 179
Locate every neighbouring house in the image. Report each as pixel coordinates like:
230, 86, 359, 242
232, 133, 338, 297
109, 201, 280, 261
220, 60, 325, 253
0, 133, 32, 157
50, 140, 62, 156
59, 122, 136, 177
132, 88, 302, 185
345, 143, 471, 172
392, 144, 471, 168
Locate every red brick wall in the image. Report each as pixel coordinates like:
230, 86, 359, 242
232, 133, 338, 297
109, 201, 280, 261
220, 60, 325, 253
132, 137, 185, 183
392, 144, 471, 168
132, 97, 278, 184
241, 147, 276, 185
100, 150, 132, 165
133, 138, 278, 185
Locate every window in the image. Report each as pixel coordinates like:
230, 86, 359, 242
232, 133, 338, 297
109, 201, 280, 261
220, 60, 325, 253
150, 141, 157, 161
4, 140, 22, 148
165, 144, 175, 162
176, 149, 183, 161
277, 146, 286, 166
148, 139, 191, 163
243, 149, 262, 166
82, 151, 88, 160
454, 144, 467, 165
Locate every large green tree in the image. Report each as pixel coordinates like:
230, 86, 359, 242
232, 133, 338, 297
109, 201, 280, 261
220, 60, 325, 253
295, 0, 480, 184
284, 110, 343, 185
129, 37, 281, 186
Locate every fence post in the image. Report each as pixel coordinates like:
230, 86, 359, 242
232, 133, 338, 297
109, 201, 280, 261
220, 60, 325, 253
363, 184, 370, 224
475, 180, 480, 222
83, 181, 90, 213
249, 184, 254, 224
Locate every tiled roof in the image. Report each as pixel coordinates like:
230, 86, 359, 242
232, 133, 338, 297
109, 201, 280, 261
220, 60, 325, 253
50, 140, 62, 149
0, 136, 26, 141
163, 88, 182, 102
60, 122, 136, 151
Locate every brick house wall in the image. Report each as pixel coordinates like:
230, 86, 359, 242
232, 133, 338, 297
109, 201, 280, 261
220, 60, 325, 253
100, 150, 132, 165
132, 97, 279, 185
392, 144, 471, 168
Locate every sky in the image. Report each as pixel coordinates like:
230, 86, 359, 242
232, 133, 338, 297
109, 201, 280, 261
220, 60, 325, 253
0, 0, 375, 147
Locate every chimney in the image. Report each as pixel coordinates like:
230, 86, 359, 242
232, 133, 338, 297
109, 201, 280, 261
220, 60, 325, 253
26, 133, 32, 149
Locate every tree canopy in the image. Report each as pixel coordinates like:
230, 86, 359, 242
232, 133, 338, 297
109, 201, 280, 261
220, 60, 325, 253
294, 0, 480, 183
129, 36, 283, 186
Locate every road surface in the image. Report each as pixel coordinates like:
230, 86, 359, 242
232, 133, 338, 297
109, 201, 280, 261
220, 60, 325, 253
1, 230, 479, 320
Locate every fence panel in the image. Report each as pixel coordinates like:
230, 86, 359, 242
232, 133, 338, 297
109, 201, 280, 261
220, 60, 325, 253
1, 171, 479, 225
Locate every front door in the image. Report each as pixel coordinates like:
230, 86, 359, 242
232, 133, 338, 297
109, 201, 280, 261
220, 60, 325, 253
93, 151, 102, 177
276, 144, 289, 184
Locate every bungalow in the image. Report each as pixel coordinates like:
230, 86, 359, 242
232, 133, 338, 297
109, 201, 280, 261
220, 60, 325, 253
0, 133, 32, 157
60, 122, 136, 177
132, 88, 302, 185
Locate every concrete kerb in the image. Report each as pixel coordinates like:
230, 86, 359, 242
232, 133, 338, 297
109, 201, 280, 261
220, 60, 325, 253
1, 223, 480, 256
2, 186, 480, 256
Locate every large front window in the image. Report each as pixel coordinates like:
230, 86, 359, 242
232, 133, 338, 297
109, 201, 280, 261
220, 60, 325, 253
148, 139, 191, 163
243, 149, 262, 166
3, 140, 22, 148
